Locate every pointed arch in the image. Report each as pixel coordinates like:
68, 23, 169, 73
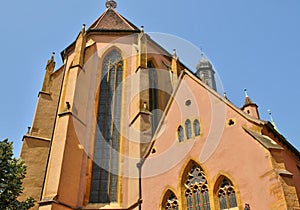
90, 48, 124, 203
213, 175, 238, 210
193, 119, 200, 136
181, 160, 211, 210
161, 189, 179, 210
178, 126, 184, 142
185, 119, 192, 139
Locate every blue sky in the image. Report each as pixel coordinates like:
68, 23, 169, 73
0, 0, 299, 156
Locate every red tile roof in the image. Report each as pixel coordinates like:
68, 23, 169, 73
89, 8, 140, 32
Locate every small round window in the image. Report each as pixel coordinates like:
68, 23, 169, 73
185, 99, 191, 106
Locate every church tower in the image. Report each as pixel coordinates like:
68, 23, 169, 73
241, 89, 260, 119
196, 54, 217, 91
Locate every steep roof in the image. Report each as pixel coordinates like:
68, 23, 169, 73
244, 96, 253, 105
143, 69, 299, 159
241, 96, 258, 110
88, 8, 140, 32
60, 6, 140, 60
243, 127, 284, 150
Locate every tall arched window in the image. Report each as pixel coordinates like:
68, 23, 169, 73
217, 178, 237, 209
148, 61, 159, 135
162, 190, 179, 210
90, 49, 123, 203
178, 126, 184, 142
185, 119, 192, 139
184, 163, 211, 210
193, 119, 200, 136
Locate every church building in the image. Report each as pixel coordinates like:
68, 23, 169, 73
19, 1, 300, 209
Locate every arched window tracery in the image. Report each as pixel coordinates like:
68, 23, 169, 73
162, 190, 179, 210
217, 178, 237, 209
184, 164, 211, 210
90, 49, 123, 203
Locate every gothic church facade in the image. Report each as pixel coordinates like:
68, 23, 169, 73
20, 1, 300, 209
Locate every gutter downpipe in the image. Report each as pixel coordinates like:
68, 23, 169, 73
137, 157, 145, 210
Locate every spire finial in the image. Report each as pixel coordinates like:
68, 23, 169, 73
267, 109, 278, 130
267, 109, 274, 121
224, 92, 228, 99
106, 0, 117, 9
47, 52, 55, 65
200, 47, 204, 58
244, 88, 249, 97
51, 52, 55, 60
173, 49, 177, 58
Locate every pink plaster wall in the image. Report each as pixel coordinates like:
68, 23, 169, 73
142, 74, 281, 209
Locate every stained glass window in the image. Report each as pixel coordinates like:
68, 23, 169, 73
202, 186, 210, 210
186, 189, 194, 210
178, 126, 184, 142
193, 119, 200, 136
148, 61, 159, 135
90, 49, 123, 203
217, 178, 237, 209
228, 187, 237, 208
185, 119, 192, 139
184, 164, 210, 210
163, 191, 179, 210
218, 189, 227, 209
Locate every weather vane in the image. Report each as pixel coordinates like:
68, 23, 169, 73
106, 0, 117, 9
244, 88, 249, 97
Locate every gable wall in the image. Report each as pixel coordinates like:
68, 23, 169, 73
142, 75, 294, 209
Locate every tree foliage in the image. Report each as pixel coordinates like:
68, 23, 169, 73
0, 139, 35, 210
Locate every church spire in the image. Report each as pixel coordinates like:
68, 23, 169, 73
268, 109, 278, 131
241, 89, 260, 119
106, 0, 117, 9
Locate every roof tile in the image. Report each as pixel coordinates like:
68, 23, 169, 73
89, 8, 140, 31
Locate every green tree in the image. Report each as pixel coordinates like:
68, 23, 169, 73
0, 139, 35, 210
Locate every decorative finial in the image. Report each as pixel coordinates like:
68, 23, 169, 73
224, 92, 228, 99
173, 49, 177, 58
51, 52, 55, 60
200, 47, 207, 59
267, 109, 274, 122
82, 24, 86, 30
200, 47, 204, 57
106, 0, 117, 9
47, 52, 55, 65
141, 26, 144, 32
268, 109, 278, 130
244, 88, 249, 97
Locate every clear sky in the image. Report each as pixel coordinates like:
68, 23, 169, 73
0, 0, 299, 156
